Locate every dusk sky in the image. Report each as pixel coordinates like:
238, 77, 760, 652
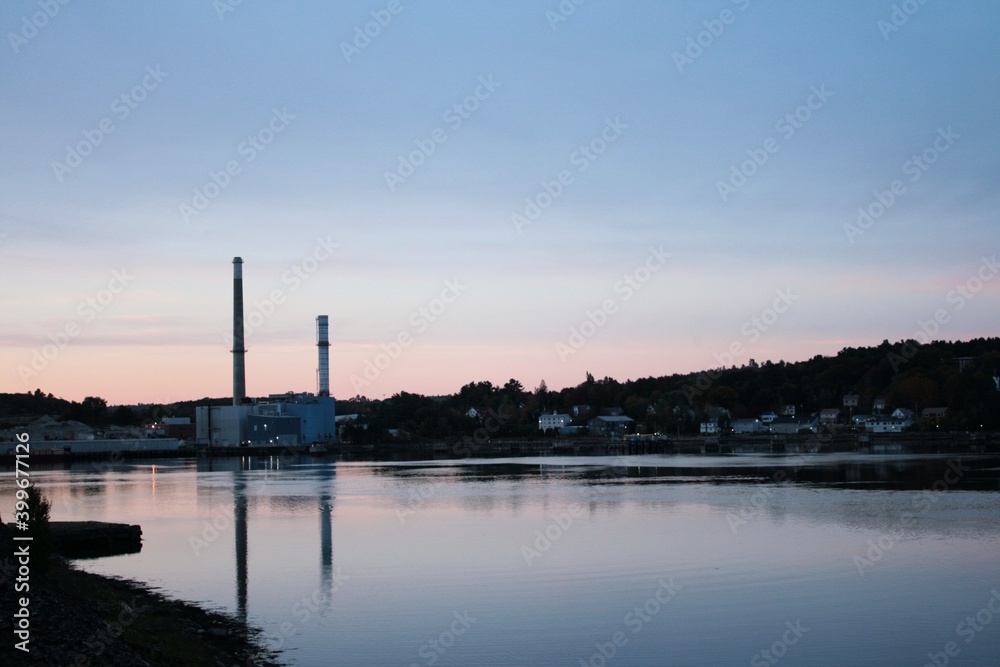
1, 1, 998, 405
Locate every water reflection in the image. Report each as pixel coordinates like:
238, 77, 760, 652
318, 463, 335, 613
368, 454, 1000, 491
2, 453, 998, 666
235, 470, 248, 622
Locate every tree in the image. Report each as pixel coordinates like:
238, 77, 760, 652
503, 378, 524, 398
24, 485, 53, 574
66, 396, 108, 424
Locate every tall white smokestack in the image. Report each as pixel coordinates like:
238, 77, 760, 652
316, 315, 330, 397
233, 257, 246, 405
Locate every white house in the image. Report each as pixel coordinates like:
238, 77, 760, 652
732, 418, 763, 434
820, 408, 841, 425
866, 418, 909, 433
770, 416, 818, 434
539, 413, 572, 431
759, 411, 779, 424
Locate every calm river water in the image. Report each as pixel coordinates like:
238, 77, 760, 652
3, 453, 1000, 666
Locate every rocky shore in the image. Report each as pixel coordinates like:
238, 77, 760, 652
0, 523, 282, 666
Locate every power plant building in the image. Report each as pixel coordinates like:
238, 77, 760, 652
195, 258, 336, 447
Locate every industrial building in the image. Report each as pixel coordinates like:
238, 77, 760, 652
195, 258, 336, 447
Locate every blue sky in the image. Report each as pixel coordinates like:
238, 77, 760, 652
1, 1, 998, 404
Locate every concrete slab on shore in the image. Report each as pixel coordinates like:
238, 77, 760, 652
51, 521, 142, 559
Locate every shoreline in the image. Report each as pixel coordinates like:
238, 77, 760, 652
0, 524, 282, 666
0, 429, 997, 465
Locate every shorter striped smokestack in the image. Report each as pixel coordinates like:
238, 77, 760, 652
316, 315, 330, 397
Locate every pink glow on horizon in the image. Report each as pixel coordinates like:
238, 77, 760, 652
0, 335, 905, 405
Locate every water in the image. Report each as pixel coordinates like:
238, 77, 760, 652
3, 453, 1000, 666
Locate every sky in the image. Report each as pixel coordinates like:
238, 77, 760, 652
1, 1, 998, 405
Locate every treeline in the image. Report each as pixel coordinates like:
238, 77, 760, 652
0, 391, 227, 428
5, 338, 1000, 440
0, 391, 138, 426
337, 338, 1000, 441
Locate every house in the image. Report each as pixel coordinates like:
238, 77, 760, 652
781, 405, 796, 416
732, 418, 763, 434
843, 394, 860, 408
539, 412, 572, 432
602, 407, 625, 417
700, 421, 720, 435
820, 409, 841, 425
588, 415, 634, 438
759, 411, 779, 424
851, 414, 873, 426
921, 407, 948, 423
892, 408, 915, 421
465, 407, 480, 419
572, 405, 591, 417
770, 416, 818, 434
873, 397, 887, 412
957, 357, 976, 372
866, 418, 910, 433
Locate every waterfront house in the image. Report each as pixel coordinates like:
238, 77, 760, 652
588, 415, 635, 438
820, 408, 841, 426
539, 412, 572, 432
732, 418, 764, 434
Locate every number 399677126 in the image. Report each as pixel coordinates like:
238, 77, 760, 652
13, 432, 31, 527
